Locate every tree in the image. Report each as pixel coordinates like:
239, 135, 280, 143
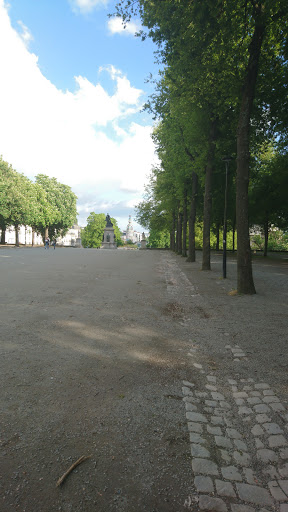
81, 213, 122, 248
35, 174, 77, 240
113, 0, 288, 294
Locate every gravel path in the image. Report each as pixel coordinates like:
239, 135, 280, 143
0, 247, 287, 511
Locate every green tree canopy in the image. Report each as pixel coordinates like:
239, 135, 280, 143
81, 213, 122, 248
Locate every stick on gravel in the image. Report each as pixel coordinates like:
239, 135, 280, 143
56, 455, 91, 487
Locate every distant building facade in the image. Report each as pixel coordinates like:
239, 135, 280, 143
0, 224, 82, 247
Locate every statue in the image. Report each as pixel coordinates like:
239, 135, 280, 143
105, 214, 113, 227
142, 232, 146, 240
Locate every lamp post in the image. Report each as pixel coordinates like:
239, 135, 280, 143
222, 156, 232, 279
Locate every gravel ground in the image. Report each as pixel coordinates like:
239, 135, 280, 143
0, 247, 287, 512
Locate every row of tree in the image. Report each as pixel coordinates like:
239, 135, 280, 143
0, 156, 77, 245
114, 0, 288, 294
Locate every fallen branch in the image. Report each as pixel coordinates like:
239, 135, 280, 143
56, 455, 91, 487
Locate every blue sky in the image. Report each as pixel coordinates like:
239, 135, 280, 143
0, 0, 159, 231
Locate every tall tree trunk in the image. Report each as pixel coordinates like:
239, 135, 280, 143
45, 226, 49, 239
182, 187, 188, 257
170, 210, 176, 251
187, 172, 198, 262
232, 216, 236, 253
177, 212, 183, 254
216, 223, 220, 251
264, 216, 269, 257
32, 228, 35, 247
15, 225, 19, 247
236, 8, 264, 294
1, 226, 6, 244
202, 119, 217, 270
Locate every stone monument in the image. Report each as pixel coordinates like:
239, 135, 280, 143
140, 232, 147, 250
101, 214, 117, 249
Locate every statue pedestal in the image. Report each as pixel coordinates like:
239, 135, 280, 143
101, 227, 117, 249
140, 239, 147, 249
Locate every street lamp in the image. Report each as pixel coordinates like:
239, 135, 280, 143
222, 156, 233, 279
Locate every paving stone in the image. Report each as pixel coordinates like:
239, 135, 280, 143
211, 392, 225, 401
183, 395, 199, 403
247, 397, 263, 405
243, 385, 253, 391
186, 411, 208, 423
256, 414, 271, 423
270, 402, 286, 412
219, 401, 231, 410
254, 383, 270, 389
183, 380, 195, 388
193, 363, 203, 369
278, 479, 288, 495
207, 375, 217, 383
228, 379, 237, 385
262, 389, 274, 396
233, 391, 249, 398
205, 384, 217, 391
195, 391, 209, 398
251, 424, 264, 436
182, 386, 193, 396
234, 439, 248, 451
185, 402, 198, 412
233, 450, 251, 467
211, 416, 225, 425
226, 428, 242, 439
268, 434, 288, 448
215, 436, 233, 449
236, 483, 273, 506
250, 391, 261, 397
207, 425, 222, 436
253, 404, 271, 413
220, 449, 231, 462
279, 462, 288, 477
204, 407, 213, 414
215, 479, 236, 497
205, 400, 218, 407
236, 398, 245, 405
231, 505, 255, 512
188, 422, 203, 433
263, 422, 284, 434
263, 464, 280, 479
280, 505, 288, 512
255, 439, 264, 449
238, 406, 253, 415
257, 449, 278, 463
221, 465, 242, 481
232, 385, 238, 392
280, 448, 288, 460
189, 432, 206, 443
192, 458, 219, 475
268, 480, 287, 500
243, 468, 257, 485
242, 416, 252, 423
194, 475, 214, 493
191, 444, 210, 458
263, 395, 280, 403
198, 495, 227, 511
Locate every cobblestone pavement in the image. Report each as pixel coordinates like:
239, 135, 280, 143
162, 252, 288, 512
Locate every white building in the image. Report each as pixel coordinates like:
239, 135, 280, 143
0, 224, 82, 247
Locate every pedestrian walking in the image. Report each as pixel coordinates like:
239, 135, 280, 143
45, 237, 50, 249
52, 239, 56, 250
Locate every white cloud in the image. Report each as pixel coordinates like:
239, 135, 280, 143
107, 17, 141, 36
0, 1, 157, 229
69, 0, 108, 14
17, 20, 33, 47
